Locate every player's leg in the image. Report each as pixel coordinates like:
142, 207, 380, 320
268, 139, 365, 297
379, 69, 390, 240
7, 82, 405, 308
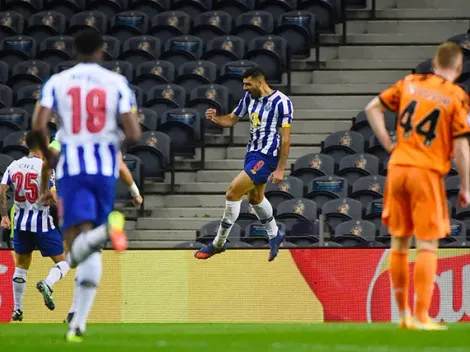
411, 169, 448, 330
11, 230, 34, 321
382, 166, 414, 328
247, 184, 284, 262
195, 170, 255, 259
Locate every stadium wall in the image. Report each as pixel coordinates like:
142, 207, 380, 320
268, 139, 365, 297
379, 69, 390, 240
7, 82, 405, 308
0, 249, 469, 323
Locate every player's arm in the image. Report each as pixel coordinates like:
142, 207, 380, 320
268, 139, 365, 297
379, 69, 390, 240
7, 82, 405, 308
453, 137, 470, 191
118, 152, 143, 208
0, 168, 11, 229
207, 93, 249, 127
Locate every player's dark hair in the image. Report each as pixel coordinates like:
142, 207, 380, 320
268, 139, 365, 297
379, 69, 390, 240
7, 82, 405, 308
242, 67, 265, 80
74, 29, 104, 56
25, 131, 39, 150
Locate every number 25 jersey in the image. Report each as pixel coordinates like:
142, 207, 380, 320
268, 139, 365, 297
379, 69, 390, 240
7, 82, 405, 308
380, 74, 470, 176
39, 63, 137, 180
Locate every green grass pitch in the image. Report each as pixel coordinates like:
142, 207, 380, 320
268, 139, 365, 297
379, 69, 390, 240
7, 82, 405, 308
1, 323, 470, 351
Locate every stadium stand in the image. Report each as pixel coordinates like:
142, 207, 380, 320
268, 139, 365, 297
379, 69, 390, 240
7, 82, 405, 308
0, 0, 469, 249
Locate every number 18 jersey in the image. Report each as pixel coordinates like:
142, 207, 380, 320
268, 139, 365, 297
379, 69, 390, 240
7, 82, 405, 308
380, 74, 470, 176
39, 63, 137, 180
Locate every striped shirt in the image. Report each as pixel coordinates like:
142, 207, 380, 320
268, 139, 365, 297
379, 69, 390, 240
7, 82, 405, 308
1, 156, 55, 233
39, 63, 137, 180
233, 90, 293, 157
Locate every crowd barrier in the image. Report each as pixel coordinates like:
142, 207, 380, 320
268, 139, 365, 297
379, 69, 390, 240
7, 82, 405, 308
0, 249, 469, 323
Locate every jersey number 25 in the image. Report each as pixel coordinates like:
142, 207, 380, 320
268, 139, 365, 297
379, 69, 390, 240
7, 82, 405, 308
68, 87, 107, 134
12, 172, 39, 203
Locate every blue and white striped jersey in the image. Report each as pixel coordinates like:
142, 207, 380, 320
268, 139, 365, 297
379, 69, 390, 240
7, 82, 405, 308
39, 63, 137, 180
1, 156, 55, 233
233, 90, 293, 157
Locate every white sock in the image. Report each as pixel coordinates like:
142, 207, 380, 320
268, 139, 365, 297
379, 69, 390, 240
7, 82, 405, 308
69, 252, 102, 333
66, 225, 107, 267
12, 267, 27, 311
44, 261, 70, 288
252, 197, 279, 239
212, 200, 241, 247
69, 277, 78, 314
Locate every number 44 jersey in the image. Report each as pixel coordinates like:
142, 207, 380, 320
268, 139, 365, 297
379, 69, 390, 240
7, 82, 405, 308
1, 156, 56, 232
380, 73, 470, 176
39, 63, 137, 181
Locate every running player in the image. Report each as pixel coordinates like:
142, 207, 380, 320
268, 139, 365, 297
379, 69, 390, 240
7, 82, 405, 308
365, 42, 470, 330
0, 132, 70, 321
194, 67, 293, 261
32, 29, 141, 341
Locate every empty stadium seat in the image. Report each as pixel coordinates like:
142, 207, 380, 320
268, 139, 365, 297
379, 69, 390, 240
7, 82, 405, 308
243, 221, 286, 247
102, 60, 134, 82
191, 11, 231, 45
89, 0, 126, 19
333, 220, 376, 247
119, 35, 161, 67
446, 175, 460, 210
130, 84, 144, 107
149, 11, 190, 49
258, 0, 297, 23
45, 0, 85, 19
145, 84, 186, 116
0, 11, 24, 40
25, 11, 65, 44
322, 130, 364, 163
264, 175, 303, 210
198, 221, 241, 244
0, 84, 13, 108
350, 175, 386, 207
275, 11, 315, 58
175, 60, 217, 93
129, 0, 171, 19
115, 154, 143, 206
2, 130, 29, 159
363, 199, 383, 233
352, 110, 396, 143
16, 84, 40, 116
171, 0, 212, 18
447, 32, 470, 62
67, 11, 108, 36
288, 219, 319, 246
442, 219, 467, 246
2, 0, 43, 19
322, 197, 362, 232
246, 35, 287, 83
0, 61, 8, 85
136, 108, 159, 131
276, 198, 317, 221
108, 11, 149, 43
134, 60, 175, 91
38, 35, 73, 67
54, 60, 77, 73
9, 60, 50, 92
218, 60, 257, 103
291, 153, 335, 194
305, 175, 348, 209
102, 35, 121, 60
161, 35, 204, 70
367, 131, 396, 164
299, 0, 336, 32
203, 35, 245, 69
232, 11, 274, 45
0, 153, 14, 177
0, 35, 36, 67
337, 153, 379, 188
414, 58, 433, 74
213, 0, 255, 20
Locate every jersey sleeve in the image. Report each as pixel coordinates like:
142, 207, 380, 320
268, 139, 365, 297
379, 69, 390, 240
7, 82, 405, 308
49, 140, 61, 153
1, 165, 11, 186
117, 78, 138, 115
451, 91, 470, 138
232, 92, 250, 118
278, 97, 293, 127
38, 76, 57, 110
379, 79, 404, 112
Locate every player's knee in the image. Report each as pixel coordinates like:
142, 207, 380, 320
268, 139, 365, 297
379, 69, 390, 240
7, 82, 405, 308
416, 239, 438, 251
247, 193, 263, 205
391, 236, 412, 251
225, 185, 242, 202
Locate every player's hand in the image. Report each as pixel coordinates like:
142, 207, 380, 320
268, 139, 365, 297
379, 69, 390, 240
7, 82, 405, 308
457, 188, 470, 208
1, 216, 10, 229
132, 194, 143, 208
205, 108, 217, 123
385, 142, 396, 154
269, 169, 284, 184
40, 191, 55, 206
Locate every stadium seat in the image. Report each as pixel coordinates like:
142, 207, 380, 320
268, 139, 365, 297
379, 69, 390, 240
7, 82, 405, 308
130, 84, 144, 108
0, 11, 24, 40
322, 131, 365, 163
198, 221, 241, 245
102, 60, 134, 83
305, 175, 348, 210
136, 108, 159, 131
377, 225, 390, 246
351, 110, 396, 143
148, 11, 190, 49
291, 153, 335, 194
447, 199, 453, 219
457, 60, 470, 84
264, 176, 303, 210
322, 197, 362, 232
25, 11, 65, 44
67, 11, 108, 36
0, 85, 13, 108
0, 108, 28, 144
54, 60, 77, 73
45, 0, 85, 19
232, 11, 274, 45
9, 60, 50, 92
442, 219, 467, 246
455, 203, 470, 221
246, 35, 287, 83
186, 84, 229, 133
276, 198, 317, 221
2, 0, 43, 19
218, 60, 257, 104
15, 84, 41, 116
333, 220, 376, 247
171, 0, 212, 18
447, 32, 470, 62
157, 108, 202, 157
275, 11, 316, 58
213, 0, 255, 20
38, 35, 73, 68
446, 175, 460, 210
363, 199, 383, 233
161, 35, 204, 70
88, 0, 126, 19
115, 154, 143, 206
101, 35, 121, 60
288, 219, 319, 246
337, 153, 380, 189
350, 175, 385, 207
238, 199, 258, 220
0, 35, 36, 67
129, 131, 171, 181
129, 0, 171, 19
118, 35, 161, 67
367, 131, 396, 164
2, 130, 29, 160
299, 0, 336, 32
134, 60, 175, 91
203, 35, 245, 69
0, 153, 14, 178
145, 84, 186, 116
258, 0, 297, 23
175, 60, 217, 94
191, 11, 231, 45
108, 11, 149, 43
413, 58, 433, 74
0, 61, 8, 85
242, 221, 286, 247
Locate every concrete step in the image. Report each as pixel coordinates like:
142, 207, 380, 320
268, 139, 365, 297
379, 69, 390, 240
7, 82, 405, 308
145, 182, 229, 194
128, 230, 196, 241
227, 146, 319, 159
205, 159, 297, 170
396, 0, 470, 9
143, 194, 226, 207
150, 207, 224, 218
290, 96, 374, 110
235, 120, 351, 134
349, 8, 470, 20
289, 109, 358, 120
337, 46, 436, 60
290, 71, 313, 84
196, 169, 291, 182
321, 33, 450, 45
127, 240, 187, 248
290, 83, 388, 95
325, 59, 417, 70
313, 70, 407, 84
232, 134, 328, 146
345, 20, 468, 34
138, 217, 219, 230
